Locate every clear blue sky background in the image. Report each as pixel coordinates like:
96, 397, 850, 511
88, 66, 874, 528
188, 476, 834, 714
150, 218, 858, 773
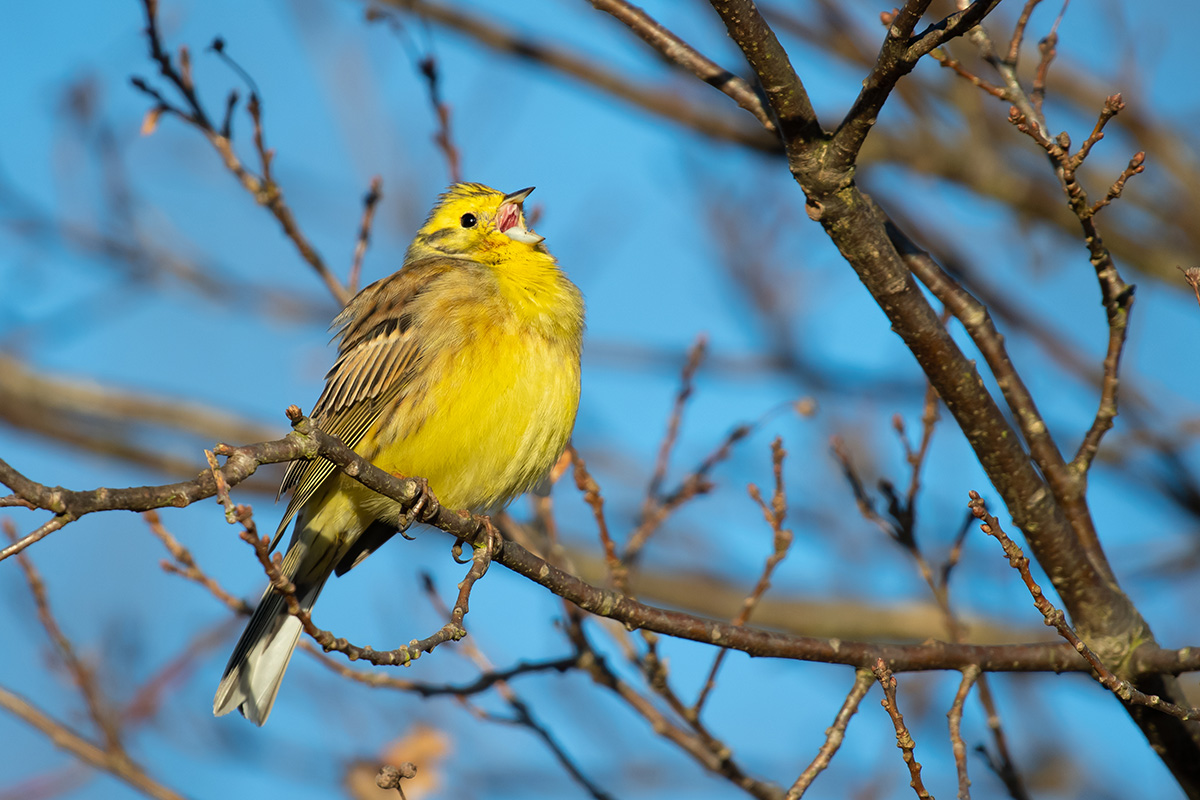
2, 1, 1199, 798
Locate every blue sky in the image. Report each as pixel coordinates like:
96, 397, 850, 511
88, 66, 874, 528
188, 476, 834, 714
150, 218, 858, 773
2, 1, 1199, 799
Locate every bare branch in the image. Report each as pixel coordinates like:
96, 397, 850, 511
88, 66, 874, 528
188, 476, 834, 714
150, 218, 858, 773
0, 685, 186, 800
641, 335, 707, 516
423, 577, 612, 800
133, 0, 350, 304
349, 176, 383, 296
4, 521, 124, 754
693, 438, 793, 714
415, 55, 462, 183
1180, 266, 1200, 310
564, 615, 781, 799
948, 667, 980, 800
589, 0, 775, 131
372, 0, 776, 150
872, 660, 933, 799
831, 0, 1004, 166
5, 410, 1200, 677
707, 0, 824, 158
568, 446, 626, 593
969, 492, 1200, 721
787, 669, 873, 798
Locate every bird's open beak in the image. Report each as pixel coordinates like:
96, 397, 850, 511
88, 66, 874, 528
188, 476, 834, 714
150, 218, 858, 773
497, 186, 544, 245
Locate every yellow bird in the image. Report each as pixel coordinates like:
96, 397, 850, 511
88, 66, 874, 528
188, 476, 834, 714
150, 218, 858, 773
214, 183, 585, 725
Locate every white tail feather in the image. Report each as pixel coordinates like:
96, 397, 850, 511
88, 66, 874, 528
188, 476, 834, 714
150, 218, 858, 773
213, 573, 326, 726
213, 614, 304, 724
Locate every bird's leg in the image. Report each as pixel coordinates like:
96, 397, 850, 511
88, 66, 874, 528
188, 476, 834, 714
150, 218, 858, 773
392, 475, 439, 540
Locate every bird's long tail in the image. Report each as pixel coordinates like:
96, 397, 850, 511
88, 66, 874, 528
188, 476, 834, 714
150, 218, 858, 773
213, 540, 330, 726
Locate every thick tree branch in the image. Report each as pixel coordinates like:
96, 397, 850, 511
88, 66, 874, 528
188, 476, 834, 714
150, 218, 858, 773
683, 1, 1200, 788
708, 0, 825, 171
830, 0, 1003, 168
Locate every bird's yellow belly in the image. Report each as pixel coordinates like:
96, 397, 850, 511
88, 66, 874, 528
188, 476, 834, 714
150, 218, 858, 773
359, 327, 580, 514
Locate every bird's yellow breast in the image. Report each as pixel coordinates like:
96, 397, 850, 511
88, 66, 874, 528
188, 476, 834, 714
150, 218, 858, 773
356, 255, 583, 514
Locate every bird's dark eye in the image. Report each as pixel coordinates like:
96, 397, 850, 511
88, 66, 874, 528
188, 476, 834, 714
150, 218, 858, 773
460, 213, 477, 228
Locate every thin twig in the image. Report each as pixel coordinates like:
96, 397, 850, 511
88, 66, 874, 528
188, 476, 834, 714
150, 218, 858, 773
144, 510, 251, 614
626, 395, 799, 566
928, 49, 1006, 99
225, 493, 490, 666
641, 335, 707, 516
626, 335, 710, 565
348, 176, 383, 296
423, 577, 613, 800
132, 0, 350, 305
1005, 0, 1044, 64
146, 498, 582, 697
0, 685, 185, 800
1178, 267, 1200, 310
872, 660, 934, 799
0, 515, 68, 564
969, 492, 1200, 721
563, 614, 782, 799
4, 521, 124, 755
949, 8, 1138, 496
787, 669, 874, 798
838, 413, 1030, 799
416, 55, 462, 183
831, 0, 1004, 165
569, 445, 626, 593
894, 229, 1115, 588
371, 0, 776, 150
1090, 152, 1146, 217
830, 435, 905, 544
693, 439, 792, 714
589, 0, 775, 131
307, 647, 580, 696
1030, 0, 1069, 114
632, 628, 740, 774
948, 666, 980, 799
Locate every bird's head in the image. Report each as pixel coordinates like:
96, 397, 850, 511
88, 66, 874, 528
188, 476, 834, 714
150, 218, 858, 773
408, 183, 544, 264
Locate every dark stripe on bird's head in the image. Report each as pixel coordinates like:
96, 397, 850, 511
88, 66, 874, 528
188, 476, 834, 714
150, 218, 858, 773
416, 228, 455, 248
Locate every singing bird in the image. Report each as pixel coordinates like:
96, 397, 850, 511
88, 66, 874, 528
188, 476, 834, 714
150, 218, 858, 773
214, 183, 585, 724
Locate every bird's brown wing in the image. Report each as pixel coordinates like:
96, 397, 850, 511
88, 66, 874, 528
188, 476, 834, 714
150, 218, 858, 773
271, 258, 459, 549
